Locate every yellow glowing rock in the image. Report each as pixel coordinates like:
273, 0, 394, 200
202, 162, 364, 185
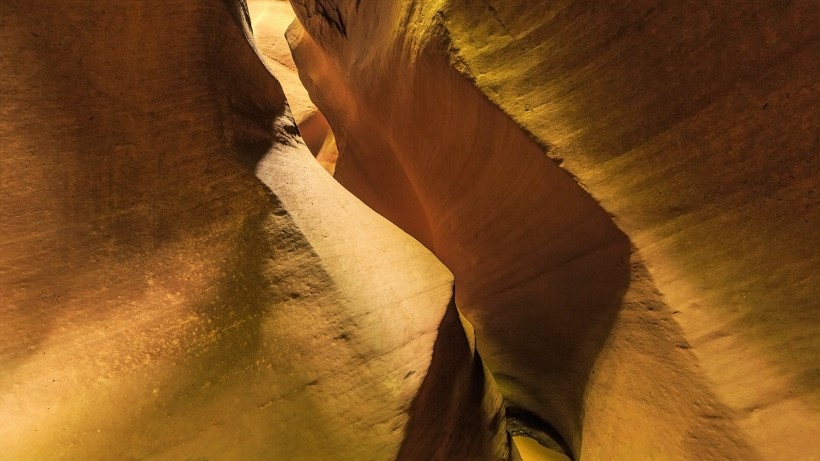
513, 437, 570, 461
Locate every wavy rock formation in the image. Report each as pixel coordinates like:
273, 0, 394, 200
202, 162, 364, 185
0, 1, 512, 459
287, 0, 819, 459
248, 0, 339, 174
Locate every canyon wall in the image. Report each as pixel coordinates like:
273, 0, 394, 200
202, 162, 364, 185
0, 1, 511, 459
287, 0, 819, 459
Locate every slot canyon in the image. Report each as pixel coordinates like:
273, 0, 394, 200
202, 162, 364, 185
1, 0, 817, 459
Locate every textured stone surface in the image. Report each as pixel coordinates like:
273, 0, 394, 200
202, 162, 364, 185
287, 0, 819, 459
0, 1, 511, 459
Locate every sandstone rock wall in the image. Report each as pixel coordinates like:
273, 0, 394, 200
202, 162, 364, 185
287, 0, 819, 459
0, 1, 511, 459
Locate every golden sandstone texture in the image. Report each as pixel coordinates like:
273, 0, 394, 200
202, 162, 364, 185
1, 0, 818, 460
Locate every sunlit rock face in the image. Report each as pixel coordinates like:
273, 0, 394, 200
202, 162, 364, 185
248, 0, 339, 174
287, 0, 819, 459
0, 1, 512, 459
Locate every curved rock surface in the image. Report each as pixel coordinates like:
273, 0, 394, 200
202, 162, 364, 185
287, 0, 819, 459
0, 1, 511, 459
248, 0, 339, 174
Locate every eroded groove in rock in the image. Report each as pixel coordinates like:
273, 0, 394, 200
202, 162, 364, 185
397, 296, 509, 461
0, 0, 511, 459
286, 0, 818, 459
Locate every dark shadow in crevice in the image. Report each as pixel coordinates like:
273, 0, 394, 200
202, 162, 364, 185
397, 291, 509, 461
506, 404, 574, 460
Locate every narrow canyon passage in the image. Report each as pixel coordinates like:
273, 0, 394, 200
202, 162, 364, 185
247, 1, 618, 458
0, 0, 816, 460
252, 1, 757, 459
263, 0, 818, 459
247, 2, 563, 459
